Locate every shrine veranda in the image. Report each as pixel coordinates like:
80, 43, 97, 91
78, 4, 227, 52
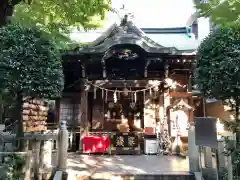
60, 18, 198, 155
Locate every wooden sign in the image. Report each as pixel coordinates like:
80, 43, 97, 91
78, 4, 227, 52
110, 132, 140, 154
22, 98, 48, 132
195, 117, 218, 148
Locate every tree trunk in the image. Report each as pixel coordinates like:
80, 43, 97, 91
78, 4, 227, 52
0, 0, 21, 27
16, 92, 28, 151
235, 100, 240, 149
0, 104, 3, 124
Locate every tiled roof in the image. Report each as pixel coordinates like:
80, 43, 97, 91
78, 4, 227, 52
68, 18, 199, 55
70, 27, 199, 52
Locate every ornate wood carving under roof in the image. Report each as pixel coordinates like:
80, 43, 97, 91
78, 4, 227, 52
172, 99, 193, 110
68, 18, 180, 55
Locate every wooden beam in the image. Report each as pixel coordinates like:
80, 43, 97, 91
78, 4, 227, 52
169, 92, 192, 98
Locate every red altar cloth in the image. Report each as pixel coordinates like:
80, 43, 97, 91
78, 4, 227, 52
83, 136, 111, 153
144, 127, 155, 134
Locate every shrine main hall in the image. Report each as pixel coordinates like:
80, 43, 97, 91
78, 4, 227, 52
60, 15, 200, 155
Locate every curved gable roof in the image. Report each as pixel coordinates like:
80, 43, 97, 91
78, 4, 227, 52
72, 19, 180, 55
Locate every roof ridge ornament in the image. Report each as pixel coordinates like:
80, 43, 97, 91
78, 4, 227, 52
120, 14, 128, 26
112, 4, 134, 26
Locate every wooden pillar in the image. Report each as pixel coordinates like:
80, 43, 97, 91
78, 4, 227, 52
159, 93, 164, 133
163, 64, 170, 133
189, 97, 194, 121
188, 67, 194, 121
71, 99, 78, 152
55, 98, 60, 126
79, 80, 88, 152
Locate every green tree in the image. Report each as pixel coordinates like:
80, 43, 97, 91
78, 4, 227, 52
1, 0, 111, 47
195, 24, 240, 144
0, 23, 64, 149
194, 0, 240, 25
11, 0, 111, 48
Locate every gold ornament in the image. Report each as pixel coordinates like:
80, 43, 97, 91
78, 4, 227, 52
116, 136, 124, 146
128, 136, 135, 147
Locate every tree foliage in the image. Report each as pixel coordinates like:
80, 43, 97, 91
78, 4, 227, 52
12, 0, 110, 48
195, 24, 240, 101
0, 23, 64, 101
195, 24, 240, 132
194, 0, 240, 25
1, 0, 111, 48
13, 0, 111, 30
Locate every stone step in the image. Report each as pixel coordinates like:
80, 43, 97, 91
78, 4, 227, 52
76, 172, 195, 180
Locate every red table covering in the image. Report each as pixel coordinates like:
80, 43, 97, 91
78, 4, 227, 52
83, 136, 111, 153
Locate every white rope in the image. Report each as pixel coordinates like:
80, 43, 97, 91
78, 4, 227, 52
86, 80, 161, 93
4, 120, 18, 130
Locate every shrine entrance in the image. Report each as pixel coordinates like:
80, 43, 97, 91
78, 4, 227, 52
62, 16, 195, 155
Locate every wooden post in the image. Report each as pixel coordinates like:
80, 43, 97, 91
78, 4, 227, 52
159, 93, 164, 133
55, 98, 60, 125
79, 80, 88, 152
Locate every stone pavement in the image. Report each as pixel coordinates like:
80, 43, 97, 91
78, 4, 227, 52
66, 153, 190, 179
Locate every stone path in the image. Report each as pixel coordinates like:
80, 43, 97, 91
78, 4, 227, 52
66, 153, 190, 179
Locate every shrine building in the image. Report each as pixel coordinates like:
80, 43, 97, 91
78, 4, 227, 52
60, 15, 202, 155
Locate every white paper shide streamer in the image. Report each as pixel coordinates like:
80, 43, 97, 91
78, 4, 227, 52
84, 79, 180, 101
94, 87, 97, 99
113, 91, 117, 103
134, 92, 137, 102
